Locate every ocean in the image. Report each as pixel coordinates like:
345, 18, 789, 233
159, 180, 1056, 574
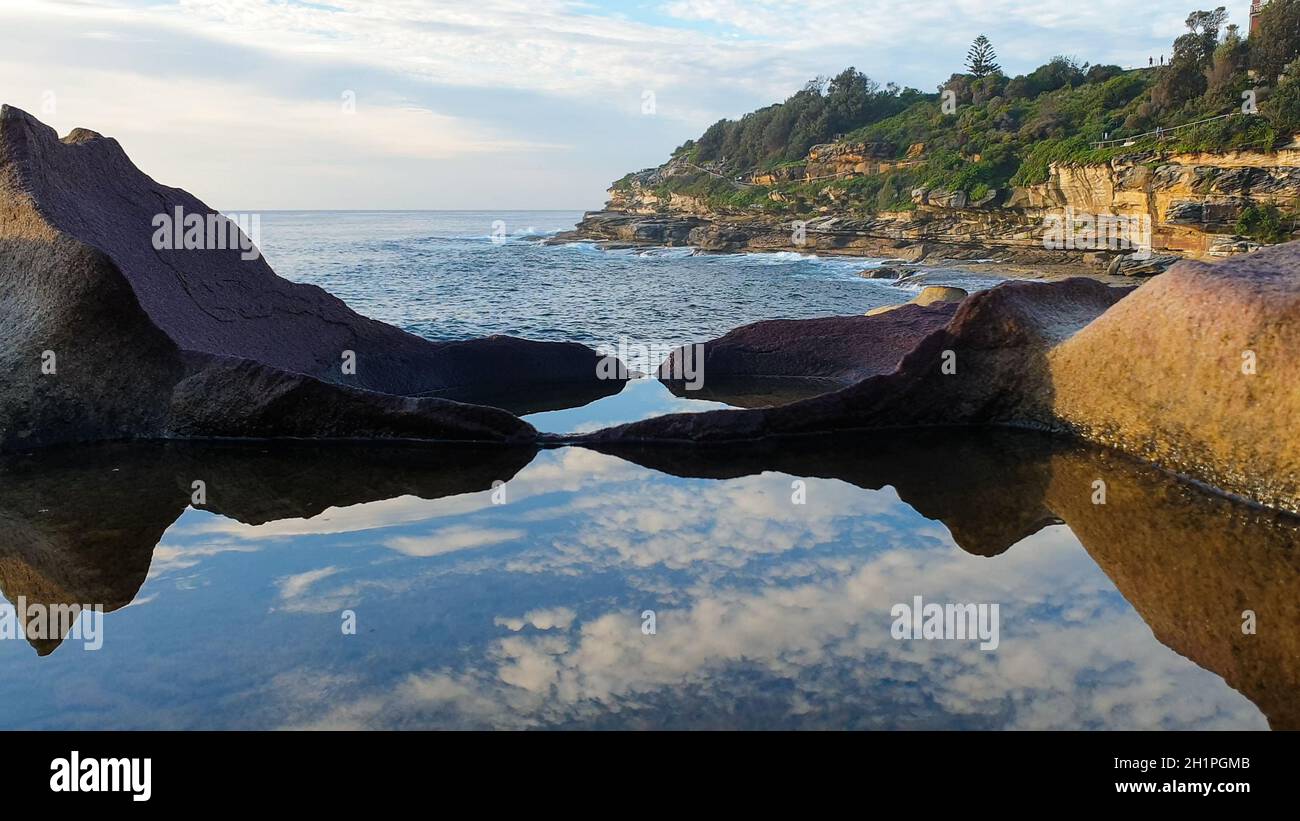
256, 209, 1005, 363
256, 210, 1011, 431
0, 212, 1278, 730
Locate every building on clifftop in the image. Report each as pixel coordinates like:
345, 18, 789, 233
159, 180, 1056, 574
1251, 0, 1271, 36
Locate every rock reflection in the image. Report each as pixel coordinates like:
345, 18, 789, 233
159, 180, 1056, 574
660, 375, 841, 409
1, 430, 1296, 729
591, 429, 1300, 729
0, 441, 537, 654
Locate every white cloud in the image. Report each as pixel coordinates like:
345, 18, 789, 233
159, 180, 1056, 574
277, 566, 341, 600
494, 607, 577, 631
274, 525, 1265, 730
384, 525, 526, 557
1, 0, 1243, 207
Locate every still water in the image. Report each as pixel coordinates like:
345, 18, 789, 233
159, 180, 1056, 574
0, 428, 1292, 729
0, 213, 1294, 729
254, 210, 1005, 375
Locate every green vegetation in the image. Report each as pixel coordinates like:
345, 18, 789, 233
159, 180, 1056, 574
1237, 203, 1297, 243
644, 4, 1300, 219
966, 35, 1001, 78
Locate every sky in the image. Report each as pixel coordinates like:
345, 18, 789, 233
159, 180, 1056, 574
0, 0, 1256, 210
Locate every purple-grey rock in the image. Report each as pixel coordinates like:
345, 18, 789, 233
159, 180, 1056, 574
0, 105, 617, 448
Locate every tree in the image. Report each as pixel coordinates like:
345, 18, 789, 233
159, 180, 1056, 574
1204, 24, 1250, 109
1263, 57, 1300, 135
966, 35, 1002, 78
1151, 7, 1226, 111
1251, 0, 1300, 84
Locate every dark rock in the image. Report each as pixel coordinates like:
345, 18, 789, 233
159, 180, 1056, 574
0, 105, 618, 448
167, 356, 536, 443
1207, 166, 1259, 196
1202, 199, 1245, 224
661, 375, 845, 408
893, 242, 932, 262
657, 303, 957, 391
0, 440, 536, 653
926, 189, 968, 209
1165, 200, 1204, 224
1118, 254, 1179, 276
577, 277, 1129, 445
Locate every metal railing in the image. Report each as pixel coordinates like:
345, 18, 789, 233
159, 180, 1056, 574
1090, 112, 1244, 150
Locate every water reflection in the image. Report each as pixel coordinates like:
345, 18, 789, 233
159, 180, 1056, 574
0, 431, 1294, 729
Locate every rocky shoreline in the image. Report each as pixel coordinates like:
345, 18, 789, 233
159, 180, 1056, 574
548, 209, 1176, 282
4, 104, 1300, 517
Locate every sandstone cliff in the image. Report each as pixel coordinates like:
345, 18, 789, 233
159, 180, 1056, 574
570, 142, 1300, 269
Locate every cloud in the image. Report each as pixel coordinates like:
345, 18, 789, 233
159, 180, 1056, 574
273, 523, 1265, 730
1, 0, 1233, 207
277, 566, 341, 600
494, 607, 577, 631
384, 525, 526, 557
147, 539, 263, 577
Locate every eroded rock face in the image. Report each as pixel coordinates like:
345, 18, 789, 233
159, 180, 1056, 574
1047, 243, 1300, 514
0, 105, 614, 448
587, 146, 1300, 262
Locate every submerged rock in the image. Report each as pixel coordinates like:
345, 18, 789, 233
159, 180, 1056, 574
0, 105, 617, 449
856, 266, 902, 279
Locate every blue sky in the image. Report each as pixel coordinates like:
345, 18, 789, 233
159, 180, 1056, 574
0, 0, 1255, 209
